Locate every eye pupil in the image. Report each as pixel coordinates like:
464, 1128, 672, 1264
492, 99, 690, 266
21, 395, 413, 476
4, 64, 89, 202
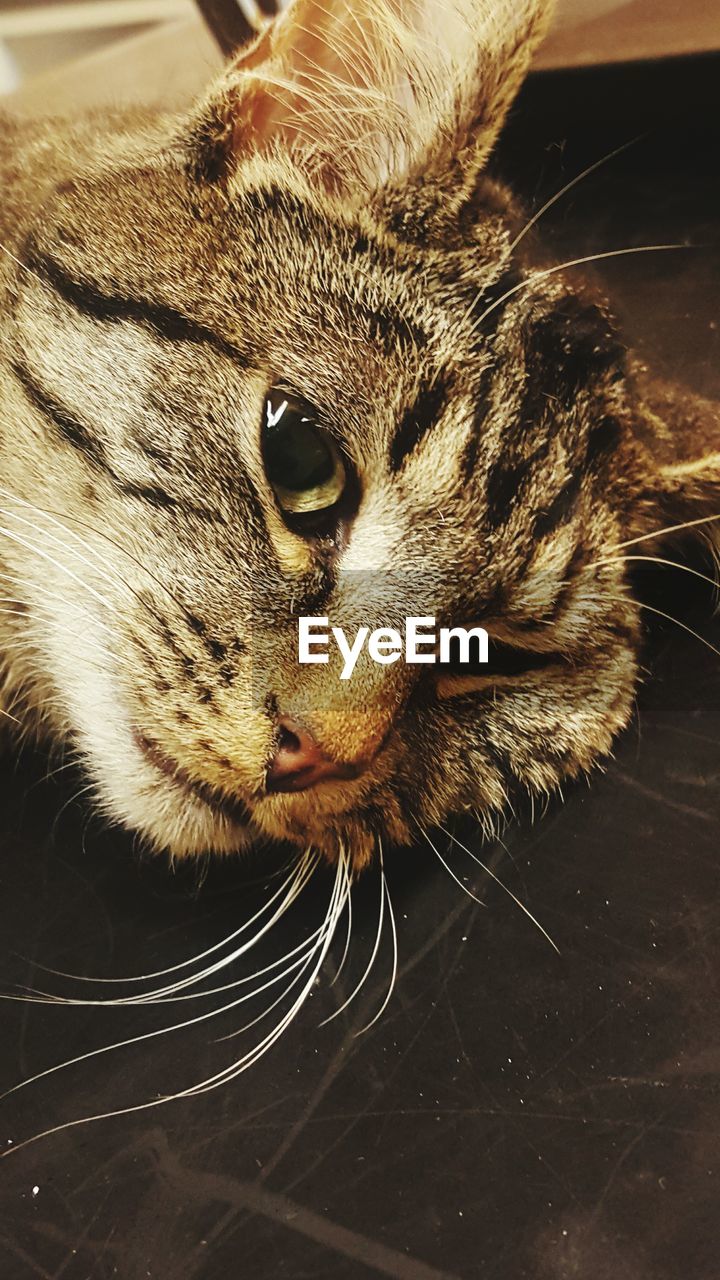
262, 391, 346, 520
264, 412, 335, 493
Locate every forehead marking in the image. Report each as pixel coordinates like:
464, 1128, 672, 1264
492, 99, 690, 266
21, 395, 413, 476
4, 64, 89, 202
389, 378, 448, 473
25, 249, 251, 367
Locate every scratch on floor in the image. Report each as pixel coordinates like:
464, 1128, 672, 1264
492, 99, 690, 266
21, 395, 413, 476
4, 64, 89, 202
158, 1145, 458, 1280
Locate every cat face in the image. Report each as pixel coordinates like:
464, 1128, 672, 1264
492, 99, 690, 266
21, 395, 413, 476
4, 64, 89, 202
1, 0, 718, 869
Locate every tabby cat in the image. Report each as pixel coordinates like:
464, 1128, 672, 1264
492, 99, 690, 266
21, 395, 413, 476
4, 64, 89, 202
0, 0, 718, 876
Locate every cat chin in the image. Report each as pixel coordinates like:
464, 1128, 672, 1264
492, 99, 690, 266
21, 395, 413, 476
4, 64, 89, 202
81, 712, 366, 862
66, 699, 418, 865
53, 675, 250, 858
84, 736, 253, 858
100, 753, 384, 866
248, 783, 415, 869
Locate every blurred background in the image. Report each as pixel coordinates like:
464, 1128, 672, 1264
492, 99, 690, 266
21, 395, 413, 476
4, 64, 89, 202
0, 0, 718, 102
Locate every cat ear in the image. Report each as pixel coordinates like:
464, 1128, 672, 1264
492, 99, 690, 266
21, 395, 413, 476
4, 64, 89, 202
631, 376, 720, 548
192, 0, 554, 196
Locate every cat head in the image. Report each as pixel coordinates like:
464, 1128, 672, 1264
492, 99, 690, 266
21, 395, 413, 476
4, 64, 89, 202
4, 0, 719, 868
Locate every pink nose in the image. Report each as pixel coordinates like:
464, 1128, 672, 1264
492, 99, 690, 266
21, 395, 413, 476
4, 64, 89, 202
266, 717, 361, 794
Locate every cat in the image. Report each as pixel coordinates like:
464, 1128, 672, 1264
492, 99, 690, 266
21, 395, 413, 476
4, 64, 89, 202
0, 0, 718, 881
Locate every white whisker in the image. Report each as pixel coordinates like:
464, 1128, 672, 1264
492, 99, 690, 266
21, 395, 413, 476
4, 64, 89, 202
319, 847, 384, 1027
168, 849, 349, 1089
468, 244, 693, 339
1, 850, 349, 1152
582, 592, 720, 662
329, 845, 353, 987
593, 553, 720, 591
613, 512, 720, 551
24, 852, 319, 1003
508, 137, 642, 254
0, 488, 192, 619
11, 924, 325, 1008
435, 822, 560, 953
353, 847, 397, 1036
0, 523, 115, 614
423, 825, 490, 907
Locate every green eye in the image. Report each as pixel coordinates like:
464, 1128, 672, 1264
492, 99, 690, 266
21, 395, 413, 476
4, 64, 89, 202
262, 391, 346, 516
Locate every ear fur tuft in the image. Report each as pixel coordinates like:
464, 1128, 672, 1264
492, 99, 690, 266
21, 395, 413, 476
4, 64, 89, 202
191, 0, 555, 198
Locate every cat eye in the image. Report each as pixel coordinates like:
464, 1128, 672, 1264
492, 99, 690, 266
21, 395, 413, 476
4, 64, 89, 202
262, 391, 346, 522
437, 636, 565, 682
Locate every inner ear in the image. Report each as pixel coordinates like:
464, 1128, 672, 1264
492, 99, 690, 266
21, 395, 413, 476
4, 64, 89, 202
190, 0, 555, 200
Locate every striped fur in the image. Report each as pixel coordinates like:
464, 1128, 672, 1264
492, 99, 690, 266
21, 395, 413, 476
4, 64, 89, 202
0, 0, 717, 869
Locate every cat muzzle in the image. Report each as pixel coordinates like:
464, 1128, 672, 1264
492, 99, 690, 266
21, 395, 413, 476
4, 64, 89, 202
265, 716, 366, 794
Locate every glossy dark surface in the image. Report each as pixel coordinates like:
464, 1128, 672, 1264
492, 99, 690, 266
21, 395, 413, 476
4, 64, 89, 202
1, 55, 719, 1280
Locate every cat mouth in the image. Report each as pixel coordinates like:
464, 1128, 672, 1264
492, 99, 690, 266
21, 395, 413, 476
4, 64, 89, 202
133, 731, 252, 826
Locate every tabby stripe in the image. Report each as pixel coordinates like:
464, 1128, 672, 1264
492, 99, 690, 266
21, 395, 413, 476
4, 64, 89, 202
533, 471, 583, 540
390, 378, 448, 472
459, 270, 523, 482
289, 563, 336, 617
244, 189, 428, 352
484, 454, 536, 529
468, 268, 523, 350
185, 613, 246, 668
513, 546, 587, 629
519, 299, 626, 434
11, 357, 112, 475
586, 415, 622, 467
27, 251, 250, 367
11, 358, 214, 519
460, 364, 496, 481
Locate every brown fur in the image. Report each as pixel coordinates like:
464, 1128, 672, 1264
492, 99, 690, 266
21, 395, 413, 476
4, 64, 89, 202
0, 0, 717, 871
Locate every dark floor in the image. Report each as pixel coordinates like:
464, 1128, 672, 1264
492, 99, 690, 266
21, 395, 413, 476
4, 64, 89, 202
1, 54, 720, 1280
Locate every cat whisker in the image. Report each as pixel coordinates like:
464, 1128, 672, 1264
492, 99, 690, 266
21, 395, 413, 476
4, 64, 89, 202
434, 822, 560, 954
23, 756, 82, 795
0, 488, 194, 623
422, 825, 490, 909
0, 576, 114, 636
0, 636, 123, 697
353, 849, 398, 1037
612, 512, 720, 552
319, 845, 385, 1027
329, 841, 354, 987
25, 851, 318, 999
0, 523, 117, 615
1, 850, 349, 1154
215, 929, 328, 1042
10, 927, 323, 1008
0, 577, 138, 705
0, 502, 120, 591
591, 553, 720, 592
0, 604, 115, 659
508, 136, 644, 255
582, 592, 720, 662
118, 858, 320, 1007
467, 244, 695, 341
49, 780, 98, 842
0, 504, 178, 636
0, 938, 317, 1149
190, 849, 349, 1085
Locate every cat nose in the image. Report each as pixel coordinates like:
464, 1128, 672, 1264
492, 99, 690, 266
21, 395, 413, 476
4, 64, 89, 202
266, 717, 361, 794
